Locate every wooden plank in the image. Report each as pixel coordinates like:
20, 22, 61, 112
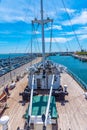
0, 76, 28, 130
57, 72, 87, 130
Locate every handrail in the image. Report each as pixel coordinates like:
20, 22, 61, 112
67, 69, 87, 90
45, 74, 54, 126
28, 75, 35, 126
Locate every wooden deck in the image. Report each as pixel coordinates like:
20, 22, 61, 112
57, 72, 87, 130
0, 76, 28, 130
0, 72, 87, 130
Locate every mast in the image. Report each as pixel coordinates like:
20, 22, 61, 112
41, 0, 45, 66
32, 0, 53, 67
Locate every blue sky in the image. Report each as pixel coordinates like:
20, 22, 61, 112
0, 0, 87, 53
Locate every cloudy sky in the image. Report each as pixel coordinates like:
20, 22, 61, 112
0, 0, 87, 53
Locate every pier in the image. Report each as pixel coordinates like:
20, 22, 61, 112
0, 57, 42, 91
72, 54, 87, 62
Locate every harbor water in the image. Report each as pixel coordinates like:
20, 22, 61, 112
1, 53, 87, 89
0, 53, 28, 59
49, 55, 87, 89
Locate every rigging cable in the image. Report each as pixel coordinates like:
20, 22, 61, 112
49, 21, 53, 53
62, 29, 72, 52
30, 23, 33, 66
53, 37, 62, 52
44, 0, 67, 53
32, 23, 41, 53
52, 0, 73, 52
31, 22, 41, 64
45, 22, 62, 53
61, 0, 82, 51
47, 25, 62, 52
61, 0, 86, 82
30, 22, 34, 66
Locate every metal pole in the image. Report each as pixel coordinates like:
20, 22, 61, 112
45, 75, 54, 126
28, 75, 34, 126
41, 0, 45, 67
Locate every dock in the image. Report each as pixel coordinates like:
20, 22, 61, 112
0, 72, 87, 130
72, 54, 87, 62
0, 57, 42, 88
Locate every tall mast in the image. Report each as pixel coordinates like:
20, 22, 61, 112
32, 0, 53, 67
41, 0, 45, 66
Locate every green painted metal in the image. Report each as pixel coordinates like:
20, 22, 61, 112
24, 95, 58, 119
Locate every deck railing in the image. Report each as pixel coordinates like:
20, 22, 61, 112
67, 69, 87, 90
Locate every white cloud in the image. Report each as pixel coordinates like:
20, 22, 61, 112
61, 26, 87, 41
38, 37, 72, 43
63, 26, 87, 36
0, 0, 57, 23
63, 10, 87, 25
44, 11, 56, 19
79, 35, 87, 40
45, 25, 62, 31
0, 0, 34, 23
61, 8, 76, 13
33, 31, 40, 34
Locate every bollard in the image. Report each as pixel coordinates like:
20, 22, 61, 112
0, 116, 9, 130
64, 85, 67, 92
84, 92, 87, 99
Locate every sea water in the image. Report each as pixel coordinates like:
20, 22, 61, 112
0, 53, 27, 59
49, 55, 87, 85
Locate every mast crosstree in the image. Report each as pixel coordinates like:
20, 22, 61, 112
32, 0, 53, 67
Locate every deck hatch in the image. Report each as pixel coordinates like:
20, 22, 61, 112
24, 95, 58, 119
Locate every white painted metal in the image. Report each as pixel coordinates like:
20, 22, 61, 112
84, 92, 87, 99
45, 75, 54, 126
29, 115, 51, 124
0, 116, 9, 130
48, 75, 60, 89
41, 0, 45, 67
29, 73, 60, 89
64, 84, 68, 92
28, 75, 35, 126
53, 75, 60, 89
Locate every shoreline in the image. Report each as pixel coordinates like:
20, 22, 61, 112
72, 54, 87, 62
0, 57, 42, 93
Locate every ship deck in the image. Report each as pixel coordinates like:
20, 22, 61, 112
0, 72, 87, 130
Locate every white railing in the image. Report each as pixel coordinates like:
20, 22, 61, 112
67, 69, 87, 90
